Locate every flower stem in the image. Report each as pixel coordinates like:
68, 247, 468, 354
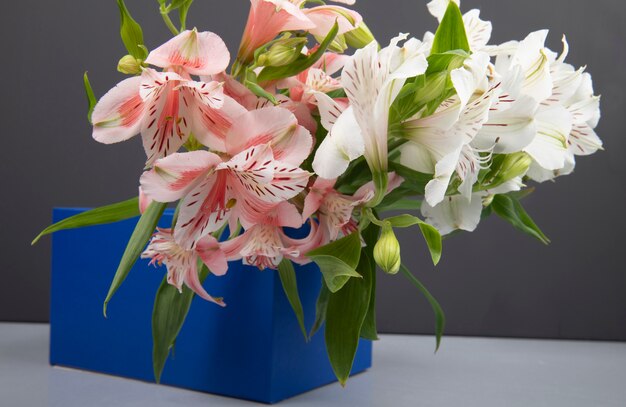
160, 7, 179, 36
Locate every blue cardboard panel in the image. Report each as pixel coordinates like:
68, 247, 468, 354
50, 208, 372, 404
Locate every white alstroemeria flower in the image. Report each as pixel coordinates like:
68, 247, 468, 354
527, 69, 602, 181
313, 34, 428, 190
426, 0, 493, 52
400, 52, 498, 206
421, 177, 524, 235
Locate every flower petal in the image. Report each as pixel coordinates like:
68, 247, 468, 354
463, 9, 492, 51
421, 194, 484, 235
140, 150, 222, 203
304, 5, 363, 37
524, 105, 572, 170
92, 76, 145, 144
146, 30, 230, 76
196, 235, 228, 276
225, 107, 313, 166
313, 107, 365, 179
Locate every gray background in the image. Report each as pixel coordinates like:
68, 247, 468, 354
3, 0, 625, 340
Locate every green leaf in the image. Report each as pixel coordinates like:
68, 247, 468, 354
257, 21, 339, 83
359, 224, 380, 341
385, 215, 442, 266
325, 239, 374, 386
117, 0, 148, 60
309, 279, 330, 339
277, 259, 308, 341
431, 1, 470, 54
103, 201, 167, 316
152, 262, 209, 382
244, 79, 278, 105
377, 198, 423, 212
83, 72, 97, 124
491, 194, 551, 245
399, 264, 445, 351
32, 197, 140, 245
308, 232, 363, 293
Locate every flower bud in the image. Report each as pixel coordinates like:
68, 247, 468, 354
117, 54, 143, 75
345, 22, 376, 49
490, 152, 532, 186
373, 224, 401, 275
257, 37, 307, 67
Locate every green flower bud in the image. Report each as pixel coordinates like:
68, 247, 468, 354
373, 224, 401, 275
257, 37, 308, 67
345, 22, 376, 49
117, 54, 143, 75
489, 152, 532, 186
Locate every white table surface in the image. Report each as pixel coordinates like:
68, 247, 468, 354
1, 323, 625, 407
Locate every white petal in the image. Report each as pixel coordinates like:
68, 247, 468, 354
474, 95, 538, 153
421, 194, 484, 235
524, 106, 572, 170
463, 9, 492, 51
313, 107, 365, 179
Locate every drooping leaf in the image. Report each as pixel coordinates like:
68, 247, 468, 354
308, 232, 363, 293
431, 1, 470, 54
399, 264, 445, 351
103, 201, 167, 316
32, 197, 140, 245
117, 0, 148, 60
83, 72, 97, 124
359, 224, 380, 341
385, 215, 442, 266
377, 198, 423, 212
277, 259, 308, 341
244, 79, 278, 105
152, 261, 209, 382
491, 194, 551, 245
257, 22, 339, 83
324, 238, 374, 386
309, 279, 330, 339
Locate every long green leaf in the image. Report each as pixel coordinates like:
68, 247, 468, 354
152, 262, 209, 382
491, 194, 550, 245
359, 224, 380, 341
325, 241, 373, 386
103, 201, 167, 316
309, 280, 330, 339
277, 259, 308, 341
431, 1, 470, 54
32, 197, 139, 245
308, 232, 362, 292
83, 72, 97, 124
257, 22, 339, 83
400, 264, 445, 351
117, 0, 148, 59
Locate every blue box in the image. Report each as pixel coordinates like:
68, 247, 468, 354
49, 208, 372, 403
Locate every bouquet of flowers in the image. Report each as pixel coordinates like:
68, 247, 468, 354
35, 0, 602, 385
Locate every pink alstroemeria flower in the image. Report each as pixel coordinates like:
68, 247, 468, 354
278, 52, 348, 108
303, 172, 404, 242
237, 0, 362, 63
142, 228, 228, 306
140, 107, 312, 249
221, 203, 324, 269
92, 30, 235, 165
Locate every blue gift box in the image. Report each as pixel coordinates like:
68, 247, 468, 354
49, 208, 372, 404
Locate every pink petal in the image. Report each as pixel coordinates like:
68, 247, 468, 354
174, 171, 232, 250
281, 219, 326, 265
138, 186, 152, 214
225, 107, 313, 166
183, 261, 226, 307
92, 76, 145, 144
195, 235, 229, 276
302, 177, 337, 220
304, 6, 363, 37
190, 95, 248, 152
146, 29, 230, 76
313, 52, 350, 76
139, 70, 192, 165
140, 150, 222, 203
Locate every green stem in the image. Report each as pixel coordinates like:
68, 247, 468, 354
160, 7, 179, 36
